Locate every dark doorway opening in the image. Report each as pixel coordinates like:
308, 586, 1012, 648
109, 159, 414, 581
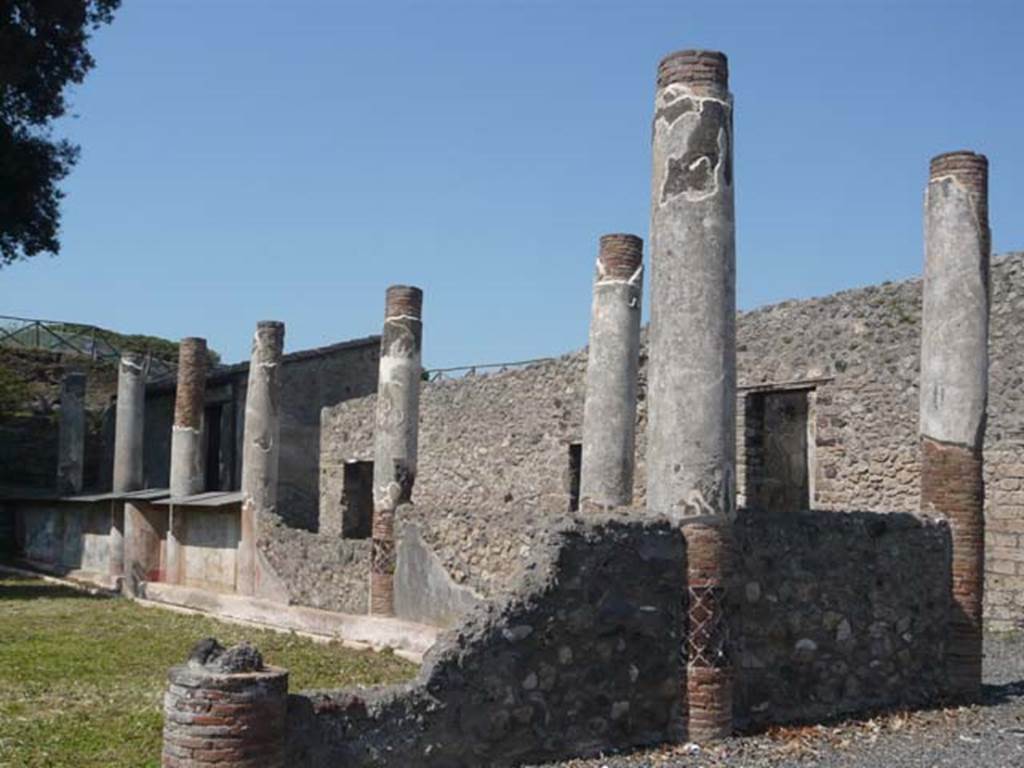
342, 461, 374, 539
745, 389, 811, 512
568, 442, 582, 512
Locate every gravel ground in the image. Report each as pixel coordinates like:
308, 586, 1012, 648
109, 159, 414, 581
535, 632, 1024, 768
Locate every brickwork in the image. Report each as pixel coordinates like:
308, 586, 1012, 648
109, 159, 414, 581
162, 653, 287, 767
172, 338, 207, 430
657, 49, 729, 92
683, 518, 733, 741
929, 151, 990, 246
369, 506, 395, 615
921, 437, 984, 695
686, 667, 733, 743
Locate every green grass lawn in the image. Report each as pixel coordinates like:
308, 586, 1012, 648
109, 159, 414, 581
0, 575, 416, 767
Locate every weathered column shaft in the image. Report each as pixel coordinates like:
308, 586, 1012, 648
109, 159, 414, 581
370, 285, 423, 616
111, 352, 147, 580
169, 338, 207, 497
167, 337, 207, 585
56, 372, 87, 494
646, 49, 736, 521
112, 353, 146, 493
920, 150, 989, 700
237, 321, 284, 597
580, 233, 644, 509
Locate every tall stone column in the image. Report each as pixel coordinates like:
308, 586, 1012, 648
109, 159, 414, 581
580, 233, 643, 509
370, 285, 423, 616
56, 372, 87, 494
113, 353, 146, 492
920, 150, 990, 700
646, 49, 736, 742
166, 337, 207, 584
111, 352, 146, 579
237, 321, 284, 597
647, 49, 736, 522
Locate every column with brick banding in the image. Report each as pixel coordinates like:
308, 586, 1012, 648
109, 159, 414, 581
237, 321, 284, 596
920, 151, 990, 700
646, 49, 736, 741
56, 372, 86, 494
166, 337, 207, 584
580, 233, 643, 509
111, 352, 146, 579
370, 285, 423, 616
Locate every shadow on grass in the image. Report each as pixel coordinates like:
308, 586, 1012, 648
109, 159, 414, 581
0, 574, 109, 602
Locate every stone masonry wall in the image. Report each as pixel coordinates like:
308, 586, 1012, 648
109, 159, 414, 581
321, 252, 1024, 627
283, 509, 950, 765
258, 524, 370, 615
286, 514, 686, 767
731, 508, 951, 728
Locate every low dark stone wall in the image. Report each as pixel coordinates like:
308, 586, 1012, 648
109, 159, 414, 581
286, 516, 686, 767
732, 509, 952, 727
281, 508, 952, 766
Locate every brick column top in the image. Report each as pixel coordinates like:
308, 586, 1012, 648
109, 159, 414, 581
657, 49, 729, 96
598, 234, 644, 280
173, 337, 207, 430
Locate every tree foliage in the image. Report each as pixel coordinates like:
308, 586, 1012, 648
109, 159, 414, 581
0, 0, 120, 266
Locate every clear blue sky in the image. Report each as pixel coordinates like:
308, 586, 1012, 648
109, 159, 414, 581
2, 0, 1021, 368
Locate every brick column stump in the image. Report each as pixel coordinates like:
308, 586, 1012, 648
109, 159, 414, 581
162, 640, 288, 767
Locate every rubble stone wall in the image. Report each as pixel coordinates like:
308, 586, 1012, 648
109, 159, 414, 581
321, 253, 1024, 627
258, 526, 370, 615
731, 508, 951, 727
283, 509, 951, 765
286, 515, 687, 767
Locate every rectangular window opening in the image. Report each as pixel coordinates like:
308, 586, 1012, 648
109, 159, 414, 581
744, 389, 812, 512
342, 461, 374, 539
